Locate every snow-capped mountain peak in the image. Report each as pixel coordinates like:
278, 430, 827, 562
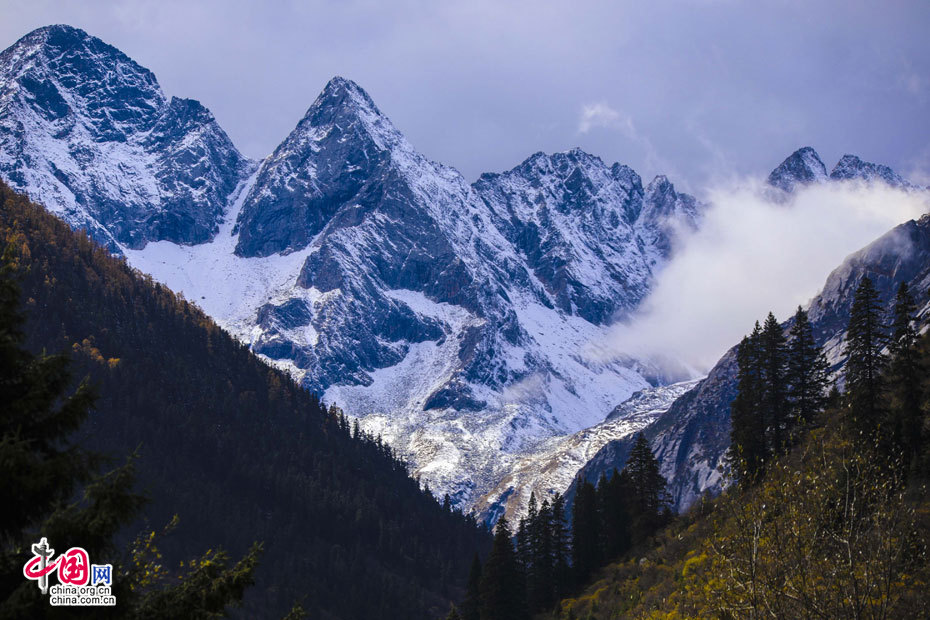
766, 146, 828, 193
233, 76, 441, 258
830, 153, 913, 188
216, 76, 709, 507
0, 25, 251, 251
292, 74, 412, 162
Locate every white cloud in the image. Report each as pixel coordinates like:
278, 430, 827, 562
577, 101, 634, 135
501, 373, 547, 404
577, 101, 677, 182
591, 180, 930, 373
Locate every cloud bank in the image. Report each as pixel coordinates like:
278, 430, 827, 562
595, 181, 930, 374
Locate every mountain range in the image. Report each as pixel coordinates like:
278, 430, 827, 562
1, 24, 927, 524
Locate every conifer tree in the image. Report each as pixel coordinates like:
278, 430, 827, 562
549, 492, 571, 603
729, 324, 767, 482
461, 552, 482, 620
597, 469, 630, 561
571, 479, 600, 586
521, 492, 537, 581
480, 517, 525, 620
760, 312, 789, 451
623, 433, 669, 538
844, 276, 887, 434
887, 282, 923, 463
516, 516, 529, 577
532, 499, 554, 612
786, 305, 830, 429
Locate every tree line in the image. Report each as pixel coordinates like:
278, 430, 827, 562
729, 276, 926, 484
447, 433, 671, 620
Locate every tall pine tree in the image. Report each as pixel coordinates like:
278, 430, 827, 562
597, 469, 630, 561
887, 282, 923, 465
528, 499, 554, 612
549, 492, 571, 604
760, 312, 789, 451
571, 479, 600, 586
844, 276, 887, 435
786, 306, 830, 429
729, 324, 767, 482
623, 433, 669, 539
480, 517, 525, 620
461, 552, 482, 620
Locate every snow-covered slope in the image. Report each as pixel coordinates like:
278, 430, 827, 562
0, 25, 708, 513
229, 77, 704, 507
0, 25, 251, 251
473, 152, 700, 326
471, 379, 700, 524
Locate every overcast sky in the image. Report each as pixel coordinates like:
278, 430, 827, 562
1, 0, 928, 192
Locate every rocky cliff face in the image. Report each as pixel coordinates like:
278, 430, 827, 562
0, 25, 251, 251
228, 76, 705, 506
473, 151, 700, 325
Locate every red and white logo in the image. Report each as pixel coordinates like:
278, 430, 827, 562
22, 537, 114, 607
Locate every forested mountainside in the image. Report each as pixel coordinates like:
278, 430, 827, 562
0, 181, 490, 619
533, 287, 930, 620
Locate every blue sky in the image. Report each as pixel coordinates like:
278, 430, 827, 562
2, 0, 928, 192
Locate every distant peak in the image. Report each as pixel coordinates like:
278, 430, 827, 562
9, 24, 104, 56
322, 75, 363, 96
647, 174, 671, 190
834, 153, 863, 167
287, 75, 398, 145
507, 149, 602, 177
1, 23, 158, 91
316, 75, 381, 115
643, 175, 678, 209
563, 147, 606, 166
794, 146, 820, 158
766, 146, 827, 193
31, 23, 89, 38
830, 154, 910, 188
258, 73, 413, 174
610, 162, 641, 185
